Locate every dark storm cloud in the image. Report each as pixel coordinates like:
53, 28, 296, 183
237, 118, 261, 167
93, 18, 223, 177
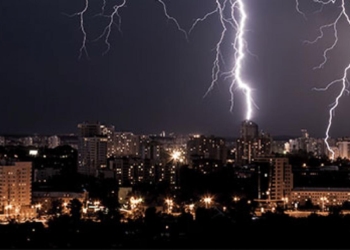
0, 0, 349, 139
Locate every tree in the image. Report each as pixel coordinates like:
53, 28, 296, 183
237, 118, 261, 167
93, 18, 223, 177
304, 199, 315, 210
49, 199, 63, 216
328, 206, 342, 217
342, 201, 350, 210
144, 206, 162, 236
68, 198, 82, 220
101, 196, 121, 222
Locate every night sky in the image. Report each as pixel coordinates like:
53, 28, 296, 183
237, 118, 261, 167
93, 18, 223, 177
1, 0, 350, 138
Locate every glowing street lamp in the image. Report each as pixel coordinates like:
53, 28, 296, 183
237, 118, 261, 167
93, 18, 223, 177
5, 204, 12, 216
165, 198, 173, 214
320, 197, 328, 211
130, 196, 142, 210
171, 151, 181, 161
203, 196, 212, 209
282, 197, 288, 209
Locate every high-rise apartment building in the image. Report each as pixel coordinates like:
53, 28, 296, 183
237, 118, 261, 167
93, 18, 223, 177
48, 135, 60, 149
77, 122, 108, 176
187, 134, 227, 166
285, 130, 328, 157
337, 138, 350, 159
0, 161, 32, 215
236, 120, 272, 165
241, 120, 259, 140
269, 158, 293, 201
101, 124, 116, 158
115, 132, 140, 157
111, 157, 180, 188
78, 122, 102, 137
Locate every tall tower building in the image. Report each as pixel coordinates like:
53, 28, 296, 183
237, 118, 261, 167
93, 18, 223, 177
241, 120, 259, 140
236, 120, 272, 166
77, 122, 108, 176
78, 122, 101, 137
337, 139, 350, 159
269, 157, 293, 201
100, 124, 116, 158
0, 161, 32, 215
115, 132, 140, 157
186, 134, 227, 168
236, 120, 259, 165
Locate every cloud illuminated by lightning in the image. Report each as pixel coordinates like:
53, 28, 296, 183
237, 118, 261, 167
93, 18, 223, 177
190, 0, 256, 121
296, 0, 350, 160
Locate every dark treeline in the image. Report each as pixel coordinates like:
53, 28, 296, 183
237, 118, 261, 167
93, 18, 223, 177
2, 209, 350, 249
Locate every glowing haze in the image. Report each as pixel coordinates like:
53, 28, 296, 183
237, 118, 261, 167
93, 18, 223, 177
296, 0, 350, 160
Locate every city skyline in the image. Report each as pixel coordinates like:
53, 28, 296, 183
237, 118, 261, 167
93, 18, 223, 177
1, 1, 350, 138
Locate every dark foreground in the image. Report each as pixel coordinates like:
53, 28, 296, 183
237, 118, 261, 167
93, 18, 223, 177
1, 209, 350, 249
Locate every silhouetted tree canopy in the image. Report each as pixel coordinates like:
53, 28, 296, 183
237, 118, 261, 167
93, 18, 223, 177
68, 198, 82, 220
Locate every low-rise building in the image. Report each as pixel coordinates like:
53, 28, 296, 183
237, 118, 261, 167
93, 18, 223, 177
291, 187, 350, 208
32, 191, 89, 214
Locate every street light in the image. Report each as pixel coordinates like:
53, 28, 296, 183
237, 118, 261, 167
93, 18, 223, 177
130, 196, 142, 210
165, 198, 173, 214
282, 197, 288, 210
129, 196, 143, 219
203, 196, 212, 209
5, 204, 12, 217
320, 197, 328, 212
171, 151, 181, 161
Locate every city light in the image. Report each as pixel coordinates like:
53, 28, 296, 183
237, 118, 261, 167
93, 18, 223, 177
203, 196, 213, 209
164, 198, 174, 214
320, 197, 329, 211
5, 205, 12, 210
130, 196, 143, 210
282, 197, 289, 209
171, 151, 181, 161
29, 150, 38, 156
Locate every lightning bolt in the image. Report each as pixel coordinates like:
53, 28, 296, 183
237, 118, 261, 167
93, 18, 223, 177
190, 0, 227, 99
66, 0, 256, 121
66, 0, 187, 57
157, 0, 188, 41
296, 0, 350, 160
229, 0, 254, 121
93, 0, 127, 55
63, 0, 89, 60
190, 0, 256, 121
